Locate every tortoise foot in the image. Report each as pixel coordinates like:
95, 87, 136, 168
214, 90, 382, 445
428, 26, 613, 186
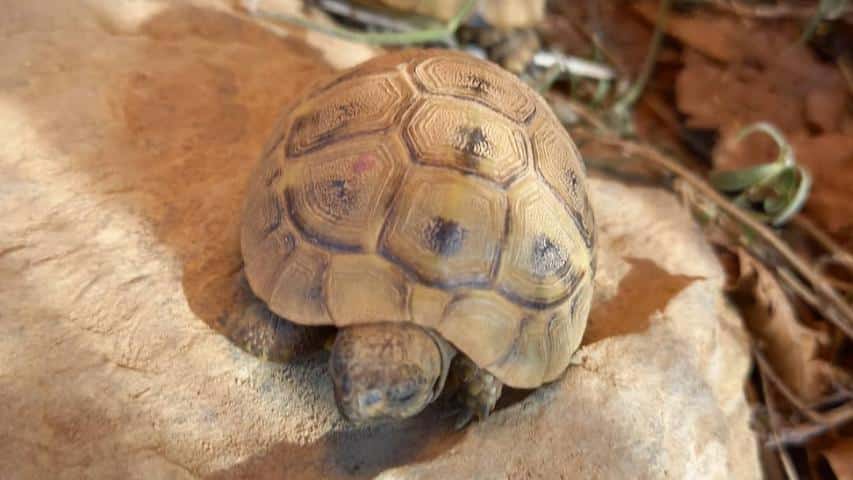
216, 271, 333, 363
448, 355, 503, 429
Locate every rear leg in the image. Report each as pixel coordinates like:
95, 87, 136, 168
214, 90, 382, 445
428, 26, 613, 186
216, 271, 333, 363
446, 355, 503, 429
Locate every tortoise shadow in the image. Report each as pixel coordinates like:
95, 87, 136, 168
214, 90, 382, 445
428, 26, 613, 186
206, 401, 464, 479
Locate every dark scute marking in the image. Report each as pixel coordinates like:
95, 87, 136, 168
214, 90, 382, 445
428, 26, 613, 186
288, 102, 359, 154
556, 168, 595, 251
307, 285, 323, 301
422, 216, 466, 257
569, 199, 595, 251
530, 234, 567, 278
565, 170, 579, 197
455, 126, 489, 168
465, 74, 491, 95
317, 178, 358, 219
285, 188, 362, 253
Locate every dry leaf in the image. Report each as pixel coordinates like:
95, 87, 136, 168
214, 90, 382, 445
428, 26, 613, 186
582, 257, 700, 344
727, 247, 831, 401
546, 0, 654, 76
791, 133, 853, 238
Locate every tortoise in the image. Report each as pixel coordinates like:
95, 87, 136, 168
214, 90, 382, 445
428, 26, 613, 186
229, 49, 596, 425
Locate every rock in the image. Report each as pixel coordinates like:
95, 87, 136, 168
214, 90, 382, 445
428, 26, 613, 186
0, 1, 760, 478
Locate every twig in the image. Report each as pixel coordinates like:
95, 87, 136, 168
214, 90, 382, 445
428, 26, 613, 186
314, 0, 421, 33
251, 0, 476, 45
777, 268, 822, 316
840, 55, 853, 96
792, 215, 853, 269
532, 51, 616, 81
759, 365, 801, 480
754, 347, 826, 424
808, 390, 853, 410
612, 0, 672, 114
766, 402, 853, 447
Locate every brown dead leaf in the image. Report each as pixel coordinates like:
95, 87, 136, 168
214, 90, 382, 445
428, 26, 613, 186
677, 49, 807, 136
633, 1, 749, 63
582, 257, 700, 345
727, 247, 831, 401
791, 133, 853, 238
546, 0, 654, 76
820, 438, 853, 480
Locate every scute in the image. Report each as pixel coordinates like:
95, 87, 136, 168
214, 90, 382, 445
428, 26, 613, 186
381, 167, 507, 287
267, 241, 332, 325
287, 135, 407, 252
325, 255, 410, 326
286, 71, 414, 157
531, 115, 595, 250
403, 97, 529, 185
487, 277, 592, 388
413, 53, 536, 123
496, 176, 590, 308
437, 292, 522, 368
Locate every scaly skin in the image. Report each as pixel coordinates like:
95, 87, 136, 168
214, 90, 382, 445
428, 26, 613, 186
446, 354, 503, 428
329, 323, 447, 422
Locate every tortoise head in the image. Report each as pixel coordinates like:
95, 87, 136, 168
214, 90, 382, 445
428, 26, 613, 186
329, 323, 446, 422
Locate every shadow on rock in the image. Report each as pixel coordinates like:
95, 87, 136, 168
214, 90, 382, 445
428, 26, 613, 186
207, 401, 464, 479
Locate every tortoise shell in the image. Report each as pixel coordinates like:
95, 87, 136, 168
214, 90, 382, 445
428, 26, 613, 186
241, 49, 596, 389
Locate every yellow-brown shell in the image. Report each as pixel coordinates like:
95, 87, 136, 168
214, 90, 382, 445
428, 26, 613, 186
241, 50, 595, 389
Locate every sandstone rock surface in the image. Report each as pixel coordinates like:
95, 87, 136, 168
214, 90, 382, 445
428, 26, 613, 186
0, 1, 760, 478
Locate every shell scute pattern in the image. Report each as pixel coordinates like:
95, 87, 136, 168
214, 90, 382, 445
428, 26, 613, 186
412, 53, 536, 123
242, 50, 595, 388
285, 71, 415, 157
496, 177, 589, 309
380, 167, 507, 288
286, 136, 408, 252
403, 98, 529, 185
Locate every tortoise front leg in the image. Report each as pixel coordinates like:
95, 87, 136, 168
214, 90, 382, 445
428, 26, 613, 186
447, 355, 503, 429
217, 271, 333, 363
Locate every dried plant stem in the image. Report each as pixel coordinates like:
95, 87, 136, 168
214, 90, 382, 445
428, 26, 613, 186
566, 122, 853, 339
251, 0, 476, 45
766, 402, 853, 447
792, 215, 853, 270
753, 348, 826, 423
759, 367, 801, 480
612, 0, 671, 113
777, 268, 821, 313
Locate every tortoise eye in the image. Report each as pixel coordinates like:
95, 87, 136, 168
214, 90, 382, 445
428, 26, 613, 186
389, 381, 419, 403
